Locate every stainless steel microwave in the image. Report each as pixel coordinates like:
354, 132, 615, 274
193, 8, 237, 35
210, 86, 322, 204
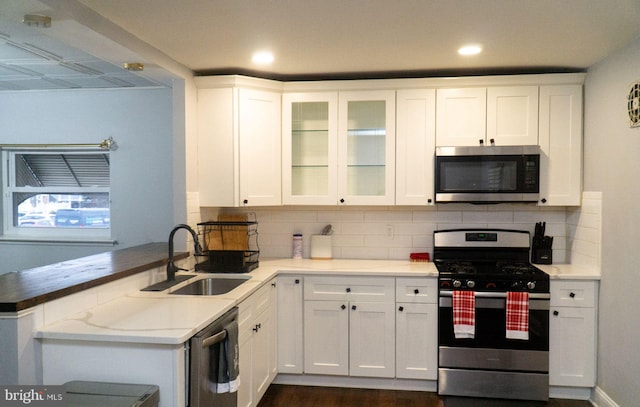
435, 145, 541, 203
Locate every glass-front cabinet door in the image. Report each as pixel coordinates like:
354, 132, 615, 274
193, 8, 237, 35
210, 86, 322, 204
283, 90, 395, 205
338, 90, 396, 205
282, 92, 338, 204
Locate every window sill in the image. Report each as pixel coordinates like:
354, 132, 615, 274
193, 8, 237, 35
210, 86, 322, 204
0, 236, 118, 246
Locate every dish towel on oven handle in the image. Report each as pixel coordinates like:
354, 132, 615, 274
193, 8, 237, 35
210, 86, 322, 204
453, 290, 475, 339
506, 291, 529, 340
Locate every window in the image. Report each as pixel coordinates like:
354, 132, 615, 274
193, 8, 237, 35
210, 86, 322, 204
2, 149, 110, 240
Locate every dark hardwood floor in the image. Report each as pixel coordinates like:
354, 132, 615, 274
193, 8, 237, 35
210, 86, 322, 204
257, 384, 593, 407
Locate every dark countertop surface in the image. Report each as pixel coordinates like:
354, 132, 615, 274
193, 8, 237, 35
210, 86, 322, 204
0, 243, 187, 313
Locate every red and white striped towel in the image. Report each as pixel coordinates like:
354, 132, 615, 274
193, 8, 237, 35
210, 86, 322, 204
453, 291, 475, 339
506, 291, 529, 340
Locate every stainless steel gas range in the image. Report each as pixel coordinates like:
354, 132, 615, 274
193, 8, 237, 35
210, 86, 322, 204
434, 229, 550, 402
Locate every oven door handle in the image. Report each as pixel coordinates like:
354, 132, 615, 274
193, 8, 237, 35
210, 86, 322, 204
439, 290, 550, 300
439, 291, 550, 310
202, 330, 227, 348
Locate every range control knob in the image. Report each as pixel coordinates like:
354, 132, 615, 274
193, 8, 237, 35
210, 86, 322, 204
527, 281, 536, 290
452, 279, 462, 288
466, 280, 476, 289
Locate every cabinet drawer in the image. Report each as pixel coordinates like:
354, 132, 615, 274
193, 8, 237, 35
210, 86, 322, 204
304, 276, 395, 302
550, 280, 596, 308
396, 277, 438, 304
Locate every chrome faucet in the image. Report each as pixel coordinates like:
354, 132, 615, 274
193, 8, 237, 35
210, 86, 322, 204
167, 224, 205, 281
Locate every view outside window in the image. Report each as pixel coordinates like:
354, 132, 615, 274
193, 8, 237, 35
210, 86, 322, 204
16, 193, 110, 228
3, 150, 111, 235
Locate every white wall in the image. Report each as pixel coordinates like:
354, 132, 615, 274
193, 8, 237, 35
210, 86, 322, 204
584, 36, 640, 407
0, 87, 178, 273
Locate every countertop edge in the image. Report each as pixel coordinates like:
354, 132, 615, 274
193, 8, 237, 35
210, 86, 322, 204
0, 243, 188, 313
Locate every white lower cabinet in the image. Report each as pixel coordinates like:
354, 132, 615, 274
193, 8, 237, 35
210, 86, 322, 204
276, 276, 304, 373
304, 299, 350, 375
238, 279, 277, 407
549, 280, 597, 387
303, 276, 396, 378
349, 301, 396, 377
395, 277, 438, 380
304, 300, 395, 377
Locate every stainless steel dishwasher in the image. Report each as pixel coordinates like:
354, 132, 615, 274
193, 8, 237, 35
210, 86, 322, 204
188, 307, 239, 407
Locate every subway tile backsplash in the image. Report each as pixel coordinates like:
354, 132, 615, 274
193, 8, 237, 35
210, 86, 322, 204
198, 192, 601, 266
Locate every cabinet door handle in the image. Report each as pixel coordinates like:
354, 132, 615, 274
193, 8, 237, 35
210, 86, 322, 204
271, 283, 276, 287
540, 198, 547, 204
340, 198, 345, 204
253, 324, 259, 332
341, 304, 346, 310
351, 305, 357, 311
243, 199, 249, 205
414, 289, 420, 295
295, 279, 300, 284
427, 199, 432, 204
553, 310, 559, 316
346, 287, 351, 293
569, 292, 576, 298
398, 306, 404, 312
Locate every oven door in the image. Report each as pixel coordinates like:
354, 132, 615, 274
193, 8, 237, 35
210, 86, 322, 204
438, 291, 550, 401
439, 291, 549, 351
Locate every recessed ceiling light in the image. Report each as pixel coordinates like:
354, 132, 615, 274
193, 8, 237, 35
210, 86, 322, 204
458, 44, 482, 56
252, 51, 274, 65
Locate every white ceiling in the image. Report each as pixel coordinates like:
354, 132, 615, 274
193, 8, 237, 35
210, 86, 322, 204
1, 0, 640, 90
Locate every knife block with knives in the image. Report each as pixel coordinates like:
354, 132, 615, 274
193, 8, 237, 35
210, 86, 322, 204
532, 221, 553, 264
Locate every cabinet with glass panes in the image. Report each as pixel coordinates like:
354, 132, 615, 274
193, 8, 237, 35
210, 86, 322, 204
282, 90, 395, 205
282, 92, 338, 205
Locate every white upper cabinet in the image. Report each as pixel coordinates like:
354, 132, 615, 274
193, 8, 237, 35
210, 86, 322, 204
436, 86, 539, 147
282, 92, 338, 205
197, 78, 282, 207
239, 88, 282, 206
538, 84, 583, 206
487, 86, 539, 145
338, 90, 396, 205
282, 90, 395, 205
396, 89, 436, 205
436, 87, 487, 147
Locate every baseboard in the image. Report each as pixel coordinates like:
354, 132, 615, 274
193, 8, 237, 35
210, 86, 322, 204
274, 373, 437, 392
591, 386, 620, 407
549, 386, 592, 400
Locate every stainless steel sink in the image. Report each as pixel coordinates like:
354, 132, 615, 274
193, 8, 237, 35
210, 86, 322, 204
170, 275, 251, 296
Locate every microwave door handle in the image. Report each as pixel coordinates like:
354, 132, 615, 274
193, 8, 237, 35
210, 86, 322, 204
202, 330, 227, 348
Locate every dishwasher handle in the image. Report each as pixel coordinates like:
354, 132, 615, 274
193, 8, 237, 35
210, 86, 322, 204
202, 330, 227, 348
